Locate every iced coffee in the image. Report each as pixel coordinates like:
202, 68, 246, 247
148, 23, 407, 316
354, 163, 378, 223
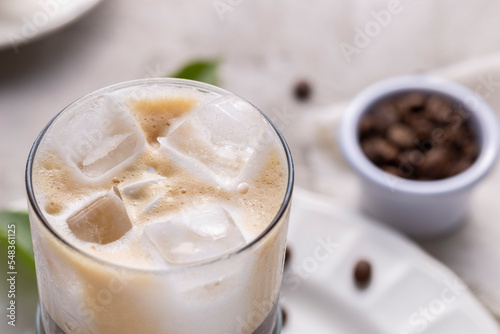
26, 79, 293, 334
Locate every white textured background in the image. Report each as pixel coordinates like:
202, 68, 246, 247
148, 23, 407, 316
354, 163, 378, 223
2, 0, 500, 206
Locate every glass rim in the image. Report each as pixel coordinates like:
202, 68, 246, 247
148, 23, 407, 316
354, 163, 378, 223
26, 78, 294, 273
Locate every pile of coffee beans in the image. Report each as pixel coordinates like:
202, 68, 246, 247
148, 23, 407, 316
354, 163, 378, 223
358, 91, 478, 180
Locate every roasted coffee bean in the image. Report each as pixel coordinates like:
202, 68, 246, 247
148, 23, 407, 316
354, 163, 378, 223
284, 246, 291, 270
449, 159, 474, 176
359, 114, 376, 136
294, 80, 312, 101
407, 117, 435, 139
452, 128, 476, 148
426, 95, 453, 122
442, 123, 462, 143
463, 142, 478, 159
354, 259, 372, 288
418, 147, 449, 179
361, 137, 399, 163
399, 149, 425, 168
387, 124, 416, 148
281, 306, 288, 327
396, 92, 426, 112
371, 104, 400, 131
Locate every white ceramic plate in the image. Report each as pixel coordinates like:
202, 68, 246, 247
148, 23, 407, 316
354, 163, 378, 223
281, 188, 500, 334
0, 0, 102, 52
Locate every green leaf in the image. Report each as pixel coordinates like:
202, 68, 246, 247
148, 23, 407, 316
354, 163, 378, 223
170, 60, 220, 86
0, 210, 36, 274
0, 210, 37, 331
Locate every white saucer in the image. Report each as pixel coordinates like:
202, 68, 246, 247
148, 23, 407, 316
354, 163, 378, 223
0, 0, 102, 52
281, 188, 499, 334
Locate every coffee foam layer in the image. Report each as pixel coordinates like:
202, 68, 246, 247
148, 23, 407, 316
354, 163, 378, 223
33, 85, 288, 269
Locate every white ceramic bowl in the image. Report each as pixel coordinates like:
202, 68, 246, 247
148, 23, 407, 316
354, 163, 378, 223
338, 75, 500, 238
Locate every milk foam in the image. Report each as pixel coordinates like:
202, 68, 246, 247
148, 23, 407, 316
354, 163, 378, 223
33, 84, 288, 269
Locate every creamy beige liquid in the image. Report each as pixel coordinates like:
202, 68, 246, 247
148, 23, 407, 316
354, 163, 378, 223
30, 81, 289, 334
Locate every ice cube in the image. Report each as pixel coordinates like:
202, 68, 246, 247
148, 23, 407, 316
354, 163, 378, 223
66, 187, 132, 244
144, 206, 245, 265
117, 176, 169, 218
52, 95, 145, 179
158, 95, 271, 187
142, 195, 164, 214
120, 177, 167, 199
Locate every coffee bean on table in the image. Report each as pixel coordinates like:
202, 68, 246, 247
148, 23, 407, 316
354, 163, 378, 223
281, 306, 288, 327
294, 80, 312, 101
354, 259, 372, 288
284, 246, 291, 270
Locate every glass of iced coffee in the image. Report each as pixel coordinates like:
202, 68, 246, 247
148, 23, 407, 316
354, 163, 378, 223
26, 78, 293, 334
